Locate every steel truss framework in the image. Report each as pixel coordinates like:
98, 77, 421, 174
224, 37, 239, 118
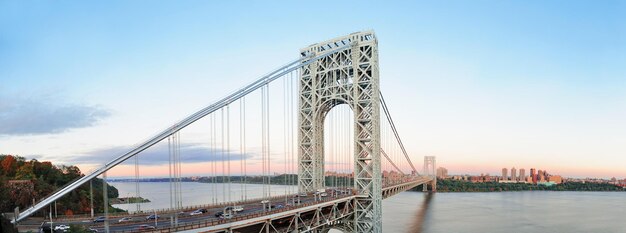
298, 31, 382, 232
177, 197, 357, 233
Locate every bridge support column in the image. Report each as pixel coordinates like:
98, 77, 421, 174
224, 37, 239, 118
423, 156, 437, 192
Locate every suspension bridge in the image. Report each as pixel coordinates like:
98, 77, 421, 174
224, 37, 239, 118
12, 31, 437, 233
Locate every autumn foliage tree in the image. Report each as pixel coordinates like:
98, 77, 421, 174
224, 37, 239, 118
1, 155, 17, 177
0, 154, 119, 216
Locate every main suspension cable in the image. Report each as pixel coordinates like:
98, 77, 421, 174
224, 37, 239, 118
380, 92, 417, 174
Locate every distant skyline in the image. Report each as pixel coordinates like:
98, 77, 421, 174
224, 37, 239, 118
1, 1, 625, 179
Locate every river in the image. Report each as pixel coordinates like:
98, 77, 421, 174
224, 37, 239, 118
110, 182, 626, 233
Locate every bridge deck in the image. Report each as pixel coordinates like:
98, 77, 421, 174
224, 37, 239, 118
34, 177, 432, 232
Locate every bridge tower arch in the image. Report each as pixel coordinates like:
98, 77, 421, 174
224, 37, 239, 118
298, 31, 382, 233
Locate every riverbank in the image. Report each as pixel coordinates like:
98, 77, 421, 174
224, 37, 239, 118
109, 196, 151, 205
417, 179, 626, 192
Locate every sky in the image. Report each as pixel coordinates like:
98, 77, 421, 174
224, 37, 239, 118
1, 1, 625, 179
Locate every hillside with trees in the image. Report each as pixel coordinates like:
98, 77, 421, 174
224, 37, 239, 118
0, 155, 120, 217
420, 179, 625, 192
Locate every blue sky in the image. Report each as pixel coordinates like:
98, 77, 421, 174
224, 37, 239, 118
1, 1, 625, 178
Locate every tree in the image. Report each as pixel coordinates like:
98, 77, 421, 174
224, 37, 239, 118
15, 162, 35, 180
1, 155, 17, 176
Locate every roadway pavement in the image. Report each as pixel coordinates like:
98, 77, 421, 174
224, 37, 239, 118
32, 189, 353, 232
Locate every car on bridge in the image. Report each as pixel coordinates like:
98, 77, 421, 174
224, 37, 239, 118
118, 217, 133, 223
53, 224, 70, 232
316, 188, 328, 197
190, 208, 207, 216
145, 214, 160, 220
93, 216, 106, 223
136, 224, 156, 231
214, 211, 224, 217
220, 213, 233, 219
225, 206, 244, 212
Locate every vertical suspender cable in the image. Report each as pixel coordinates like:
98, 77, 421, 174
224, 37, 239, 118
176, 131, 183, 209
341, 108, 345, 188
339, 105, 352, 187
332, 108, 336, 188
340, 106, 344, 188
266, 82, 271, 198
227, 105, 231, 205
168, 136, 173, 225
210, 114, 215, 205
221, 108, 226, 204
261, 85, 267, 200
174, 133, 178, 212
289, 71, 296, 193
135, 150, 140, 213
283, 74, 288, 203
239, 98, 244, 201
212, 114, 217, 204
243, 97, 247, 201
289, 70, 300, 193
330, 108, 335, 189
213, 113, 219, 204
348, 107, 352, 188
343, 107, 347, 188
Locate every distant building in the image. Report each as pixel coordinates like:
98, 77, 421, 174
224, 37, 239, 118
549, 175, 563, 184
519, 168, 526, 182
436, 167, 448, 179
511, 167, 517, 181
502, 168, 508, 181
538, 170, 546, 182
382, 170, 402, 181
530, 168, 537, 184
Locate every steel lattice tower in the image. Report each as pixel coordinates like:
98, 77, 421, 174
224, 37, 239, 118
298, 31, 382, 233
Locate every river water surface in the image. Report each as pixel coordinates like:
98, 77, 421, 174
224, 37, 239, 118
111, 182, 626, 233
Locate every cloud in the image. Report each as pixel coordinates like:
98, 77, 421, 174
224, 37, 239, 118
68, 142, 250, 166
0, 94, 110, 135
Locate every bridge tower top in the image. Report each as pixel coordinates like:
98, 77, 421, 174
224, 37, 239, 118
424, 156, 436, 177
300, 30, 376, 55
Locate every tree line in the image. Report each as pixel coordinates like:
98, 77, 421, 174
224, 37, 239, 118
417, 179, 625, 192
0, 155, 120, 217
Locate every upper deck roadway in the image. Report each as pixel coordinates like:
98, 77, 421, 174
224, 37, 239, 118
31, 177, 432, 233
